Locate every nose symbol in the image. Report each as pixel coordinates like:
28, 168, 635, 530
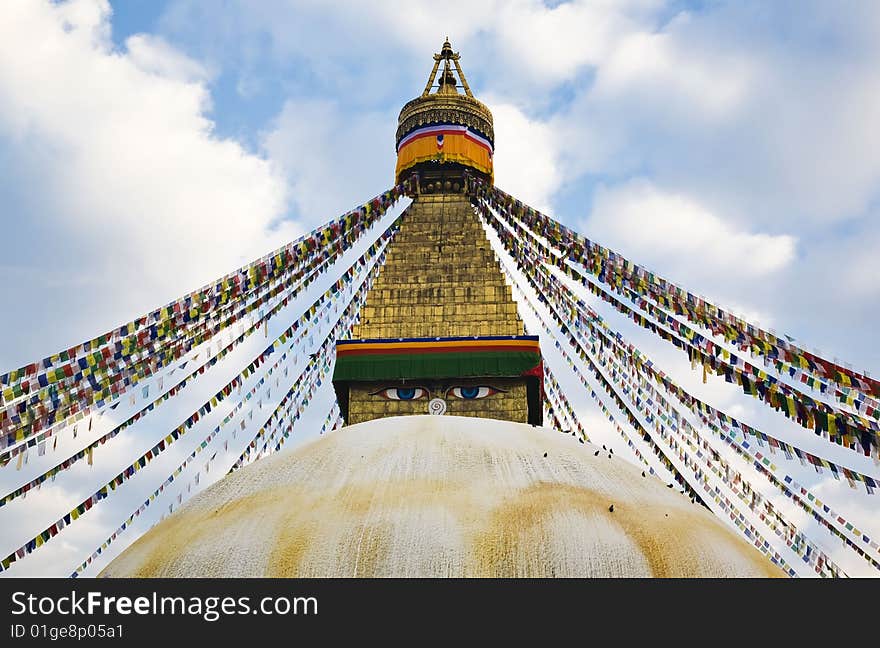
428, 398, 447, 415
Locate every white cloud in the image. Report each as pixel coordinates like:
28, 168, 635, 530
587, 179, 796, 279
126, 33, 213, 83
488, 0, 661, 87
55, 0, 110, 41
488, 102, 562, 213
158, 0, 664, 107
0, 0, 298, 368
556, 3, 880, 228
592, 22, 755, 120
261, 98, 397, 224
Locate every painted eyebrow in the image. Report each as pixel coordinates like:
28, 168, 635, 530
368, 385, 430, 396
442, 385, 508, 395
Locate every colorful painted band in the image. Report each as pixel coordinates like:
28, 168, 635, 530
337, 336, 538, 354
333, 336, 540, 381
395, 124, 493, 180
397, 124, 493, 152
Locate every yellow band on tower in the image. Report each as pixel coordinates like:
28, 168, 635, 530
396, 125, 493, 181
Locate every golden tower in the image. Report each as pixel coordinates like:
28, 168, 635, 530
333, 39, 542, 426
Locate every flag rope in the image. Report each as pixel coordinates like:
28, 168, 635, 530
481, 197, 880, 485
67, 225, 395, 577
474, 181, 880, 406
494, 235, 799, 576
483, 200, 875, 573
0, 213, 401, 573
0, 185, 412, 446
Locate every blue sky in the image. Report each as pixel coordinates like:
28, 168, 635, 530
1, 0, 879, 577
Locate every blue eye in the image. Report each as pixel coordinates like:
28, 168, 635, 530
375, 387, 428, 400
449, 386, 498, 400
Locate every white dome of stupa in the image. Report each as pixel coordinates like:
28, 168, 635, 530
100, 415, 783, 577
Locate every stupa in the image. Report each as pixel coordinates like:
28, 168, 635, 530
99, 40, 783, 578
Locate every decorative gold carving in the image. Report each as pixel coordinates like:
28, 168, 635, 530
396, 95, 494, 145
351, 194, 522, 340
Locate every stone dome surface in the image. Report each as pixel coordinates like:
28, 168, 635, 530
100, 415, 783, 578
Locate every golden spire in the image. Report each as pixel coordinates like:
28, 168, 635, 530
421, 38, 474, 98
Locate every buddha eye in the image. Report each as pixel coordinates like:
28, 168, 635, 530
448, 386, 499, 400
373, 387, 428, 401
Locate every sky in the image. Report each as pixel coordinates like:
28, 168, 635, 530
0, 0, 879, 577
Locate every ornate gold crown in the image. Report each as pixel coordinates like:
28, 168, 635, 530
395, 38, 494, 148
